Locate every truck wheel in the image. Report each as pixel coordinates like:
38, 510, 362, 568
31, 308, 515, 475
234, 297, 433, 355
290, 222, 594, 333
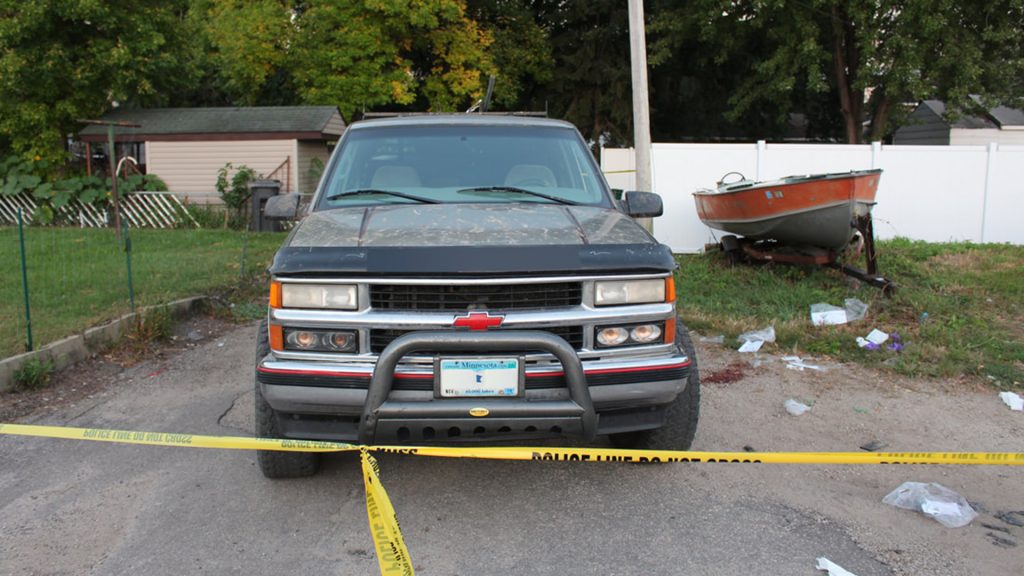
255, 319, 320, 478
608, 318, 700, 451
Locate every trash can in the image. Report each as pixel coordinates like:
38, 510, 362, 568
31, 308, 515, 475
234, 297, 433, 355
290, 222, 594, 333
249, 179, 282, 232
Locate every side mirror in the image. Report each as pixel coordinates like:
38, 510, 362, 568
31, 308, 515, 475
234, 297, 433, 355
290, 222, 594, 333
622, 191, 663, 218
264, 193, 300, 220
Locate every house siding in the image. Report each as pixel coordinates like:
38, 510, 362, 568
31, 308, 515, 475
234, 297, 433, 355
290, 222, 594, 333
323, 111, 346, 137
296, 141, 331, 195
893, 106, 950, 145
147, 140, 296, 203
950, 128, 1024, 146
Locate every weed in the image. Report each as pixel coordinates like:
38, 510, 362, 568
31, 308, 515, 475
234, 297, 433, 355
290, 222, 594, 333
12, 357, 55, 391
676, 239, 1024, 387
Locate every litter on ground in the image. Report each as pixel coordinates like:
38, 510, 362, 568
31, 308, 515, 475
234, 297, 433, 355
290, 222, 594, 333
999, 391, 1023, 411
815, 557, 858, 576
844, 298, 869, 322
781, 355, 826, 372
737, 326, 774, 352
810, 303, 847, 325
737, 340, 763, 353
809, 298, 870, 326
857, 328, 889, 349
784, 399, 811, 416
882, 482, 978, 528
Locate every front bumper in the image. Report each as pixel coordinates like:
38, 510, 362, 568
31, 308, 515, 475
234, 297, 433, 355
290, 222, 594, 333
258, 330, 690, 443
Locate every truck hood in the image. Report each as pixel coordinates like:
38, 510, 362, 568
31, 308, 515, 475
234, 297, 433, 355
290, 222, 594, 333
271, 204, 675, 276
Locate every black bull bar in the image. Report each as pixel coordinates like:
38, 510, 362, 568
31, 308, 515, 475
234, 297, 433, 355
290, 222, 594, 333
358, 331, 598, 444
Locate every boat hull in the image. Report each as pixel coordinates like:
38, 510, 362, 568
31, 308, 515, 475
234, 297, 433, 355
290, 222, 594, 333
693, 170, 881, 250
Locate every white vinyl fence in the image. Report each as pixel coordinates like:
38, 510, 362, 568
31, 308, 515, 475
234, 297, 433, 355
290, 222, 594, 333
602, 142, 1024, 253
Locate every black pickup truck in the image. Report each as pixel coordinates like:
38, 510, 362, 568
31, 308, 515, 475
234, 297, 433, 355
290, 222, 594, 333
256, 115, 699, 477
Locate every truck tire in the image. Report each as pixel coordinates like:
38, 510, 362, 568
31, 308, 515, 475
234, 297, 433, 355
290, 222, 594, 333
608, 318, 700, 451
255, 319, 320, 478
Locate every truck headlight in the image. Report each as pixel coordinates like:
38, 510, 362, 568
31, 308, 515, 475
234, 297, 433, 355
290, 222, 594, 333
594, 279, 666, 306
279, 283, 357, 310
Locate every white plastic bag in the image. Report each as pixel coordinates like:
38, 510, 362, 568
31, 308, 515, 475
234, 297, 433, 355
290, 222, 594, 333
882, 482, 977, 528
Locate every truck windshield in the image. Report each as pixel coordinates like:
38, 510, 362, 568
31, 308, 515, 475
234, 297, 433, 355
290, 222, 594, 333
317, 124, 609, 208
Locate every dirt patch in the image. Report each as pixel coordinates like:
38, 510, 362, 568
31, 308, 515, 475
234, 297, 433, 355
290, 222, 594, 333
0, 313, 239, 422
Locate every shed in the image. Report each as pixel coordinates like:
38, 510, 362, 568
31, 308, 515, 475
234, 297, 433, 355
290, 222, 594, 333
893, 100, 1024, 146
79, 106, 345, 203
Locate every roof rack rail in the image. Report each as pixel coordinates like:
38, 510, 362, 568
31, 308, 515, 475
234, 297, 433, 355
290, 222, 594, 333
360, 111, 547, 119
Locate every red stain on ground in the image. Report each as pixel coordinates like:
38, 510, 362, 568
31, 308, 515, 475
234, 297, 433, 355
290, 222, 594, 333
703, 362, 747, 385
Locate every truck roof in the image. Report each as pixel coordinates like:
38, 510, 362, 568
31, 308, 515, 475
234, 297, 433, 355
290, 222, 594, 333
348, 114, 576, 130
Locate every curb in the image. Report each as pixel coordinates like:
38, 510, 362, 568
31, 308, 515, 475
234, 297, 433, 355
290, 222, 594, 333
0, 296, 207, 392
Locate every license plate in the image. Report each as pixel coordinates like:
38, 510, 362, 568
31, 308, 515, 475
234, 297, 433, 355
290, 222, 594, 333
436, 357, 522, 398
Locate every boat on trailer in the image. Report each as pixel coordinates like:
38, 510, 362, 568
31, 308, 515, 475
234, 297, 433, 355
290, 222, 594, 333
693, 169, 882, 250
693, 169, 895, 293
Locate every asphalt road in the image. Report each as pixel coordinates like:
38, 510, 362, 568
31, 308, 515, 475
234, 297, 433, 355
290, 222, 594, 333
2, 323, 1021, 575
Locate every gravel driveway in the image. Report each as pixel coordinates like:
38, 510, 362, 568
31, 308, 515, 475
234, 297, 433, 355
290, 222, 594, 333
1, 322, 1021, 575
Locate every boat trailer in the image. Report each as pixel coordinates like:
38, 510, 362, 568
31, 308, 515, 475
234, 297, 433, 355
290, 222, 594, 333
713, 214, 897, 295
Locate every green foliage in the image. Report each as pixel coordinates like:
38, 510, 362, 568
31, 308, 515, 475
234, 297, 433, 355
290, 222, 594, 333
181, 203, 227, 229
0, 0, 201, 162
126, 306, 174, 352
306, 157, 325, 188
215, 163, 260, 224
2, 155, 172, 224
13, 357, 55, 391
192, 0, 296, 106
0, 227, 286, 358
676, 240, 1024, 387
291, 0, 494, 117
655, 1, 1024, 143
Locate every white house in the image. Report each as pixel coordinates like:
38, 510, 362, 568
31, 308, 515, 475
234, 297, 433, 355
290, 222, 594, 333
79, 107, 345, 203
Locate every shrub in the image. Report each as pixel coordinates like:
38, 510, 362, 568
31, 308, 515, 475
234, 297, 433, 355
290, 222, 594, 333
216, 163, 261, 227
13, 357, 55, 391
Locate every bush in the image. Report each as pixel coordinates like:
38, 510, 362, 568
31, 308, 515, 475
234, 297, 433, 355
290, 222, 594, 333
2, 154, 172, 225
13, 357, 55, 391
216, 163, 261, 227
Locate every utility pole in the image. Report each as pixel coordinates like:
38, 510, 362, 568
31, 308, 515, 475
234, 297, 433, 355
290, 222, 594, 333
628, 0, 654, 232
78, 119, 141, 238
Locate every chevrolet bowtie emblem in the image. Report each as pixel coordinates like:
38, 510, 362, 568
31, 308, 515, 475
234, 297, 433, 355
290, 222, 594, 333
452, 311, 505, 331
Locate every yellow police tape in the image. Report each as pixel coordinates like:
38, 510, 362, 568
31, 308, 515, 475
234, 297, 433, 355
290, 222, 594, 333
3, 421, 1024, 576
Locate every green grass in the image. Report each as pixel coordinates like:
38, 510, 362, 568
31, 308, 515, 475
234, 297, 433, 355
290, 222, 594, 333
0, 227, 286, 358
675, 238, 1024, 388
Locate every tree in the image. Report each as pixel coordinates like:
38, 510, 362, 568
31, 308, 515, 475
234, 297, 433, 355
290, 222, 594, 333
190, 0, 297, 106
291, 0, 495, 118
0, 1, 200, 163
465, 0, 554, 110
656, 1, 1024, 143
529, 0, 634, 147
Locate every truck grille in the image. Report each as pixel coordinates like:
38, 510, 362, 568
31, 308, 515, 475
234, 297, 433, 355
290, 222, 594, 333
370, 326, 584, 353
370, 282, 582, 311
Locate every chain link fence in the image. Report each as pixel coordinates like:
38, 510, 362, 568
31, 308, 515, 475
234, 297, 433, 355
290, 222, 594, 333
1, 208, 285, 358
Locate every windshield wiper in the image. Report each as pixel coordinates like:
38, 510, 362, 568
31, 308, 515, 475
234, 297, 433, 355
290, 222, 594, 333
456, 186, 580, 206
325, 189, 439, 204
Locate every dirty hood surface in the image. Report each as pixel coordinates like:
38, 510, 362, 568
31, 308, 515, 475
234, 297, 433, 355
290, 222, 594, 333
271, 204, 674, 276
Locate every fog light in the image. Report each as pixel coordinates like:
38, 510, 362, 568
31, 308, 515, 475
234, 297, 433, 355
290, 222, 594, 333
597, 327, 629, 347
287, 330, 319, 349
327, 331, 356, 351
630, 324, 662, 343
283, 328, 357, 352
